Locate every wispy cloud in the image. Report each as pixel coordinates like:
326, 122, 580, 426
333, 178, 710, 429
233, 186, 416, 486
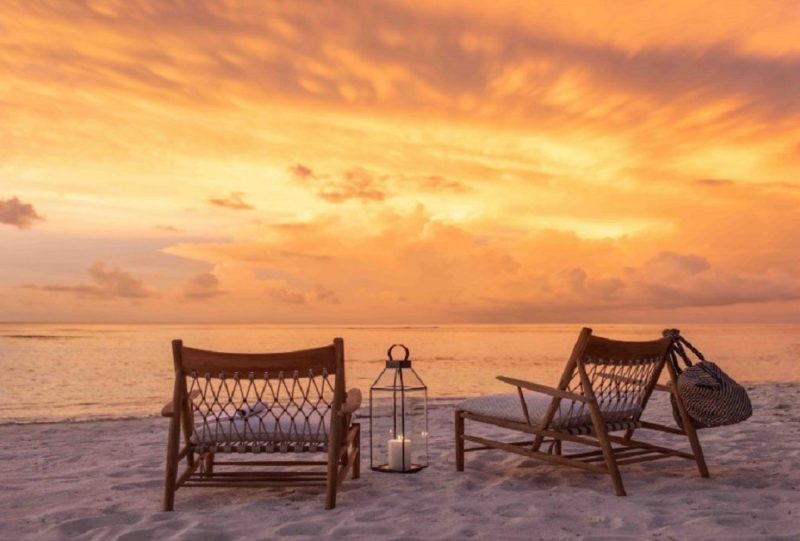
289, 163, 466, 202
208, 192, 254, 210
155, 224, 183, 232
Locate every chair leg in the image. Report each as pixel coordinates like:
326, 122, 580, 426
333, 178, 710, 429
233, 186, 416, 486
163, 413, 181, 511
455, 410, 465, 472
352, 424, 361, 479
679, 414, 710, 478
325, 419, 343, 510
203, 452, 215, 478
598, 436, 626, 496
668, 364, 710, 478
586, 404, 626, 496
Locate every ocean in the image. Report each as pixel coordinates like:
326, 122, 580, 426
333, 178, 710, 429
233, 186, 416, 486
1, 323, 797, 423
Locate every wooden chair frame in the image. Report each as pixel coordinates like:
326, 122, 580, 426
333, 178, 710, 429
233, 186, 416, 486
455, 328, 709, 496
163, 337, 361, 510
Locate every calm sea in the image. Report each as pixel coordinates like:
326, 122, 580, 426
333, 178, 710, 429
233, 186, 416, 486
0, 323, 797, 423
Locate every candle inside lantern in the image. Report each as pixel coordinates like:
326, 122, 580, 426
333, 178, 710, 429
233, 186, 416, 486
388, 437, 412, 471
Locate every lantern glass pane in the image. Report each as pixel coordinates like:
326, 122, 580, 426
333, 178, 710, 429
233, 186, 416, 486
370, 366, 428, 473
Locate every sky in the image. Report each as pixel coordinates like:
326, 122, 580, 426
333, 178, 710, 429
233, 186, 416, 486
2, 0, 800, 323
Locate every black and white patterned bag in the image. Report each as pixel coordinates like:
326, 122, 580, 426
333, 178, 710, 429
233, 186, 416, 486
663, 329, 752, 429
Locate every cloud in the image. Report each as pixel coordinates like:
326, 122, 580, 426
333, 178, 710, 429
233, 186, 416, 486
164, 197, 800, 322
416, 175, 468, 193
0, 197, 45, 228
642, 251, 711, 276
315, 285, 340, 304
183, 272, 226, 300
267, 285, 306, 304
289, 164, 317, 183
155, 224, 183, 232
208, 192, 254, 210
694, 178, 736, 188
290, 163, 466, 202
291, 164, 385, 203
21, 262, 153, 300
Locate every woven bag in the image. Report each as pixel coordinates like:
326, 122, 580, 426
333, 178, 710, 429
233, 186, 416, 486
662, 329, 752, 429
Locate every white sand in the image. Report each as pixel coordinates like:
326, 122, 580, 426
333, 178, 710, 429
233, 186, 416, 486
1, 383, 798, 540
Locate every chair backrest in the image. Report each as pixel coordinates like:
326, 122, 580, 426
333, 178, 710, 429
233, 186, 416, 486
551, 328, 671, 429
170, 338, 346, 452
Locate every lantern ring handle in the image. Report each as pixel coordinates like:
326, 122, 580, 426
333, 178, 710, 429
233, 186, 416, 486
387, 343, 410, 361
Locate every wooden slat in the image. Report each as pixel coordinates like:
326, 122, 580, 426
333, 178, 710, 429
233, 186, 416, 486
175, 462, 200, 488
639, 420, 685, 435
465, 439, 534, 452
615, 453, 676, 466
178, 342, 337, 376
213, 460, 328, 466
582, 448, 654, 463
605, 434, 695, 460
461, 411, 603, 448
583, 336, 672, 363
183, 480, 327, 488
205, 471, 326, 477
463, 434, 605, 473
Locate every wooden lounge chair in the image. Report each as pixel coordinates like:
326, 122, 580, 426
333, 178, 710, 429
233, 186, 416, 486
162, 337, 361, 510
455, 328, 709, 496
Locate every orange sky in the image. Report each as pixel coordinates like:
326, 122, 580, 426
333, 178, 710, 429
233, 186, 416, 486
2, 0, 800, 323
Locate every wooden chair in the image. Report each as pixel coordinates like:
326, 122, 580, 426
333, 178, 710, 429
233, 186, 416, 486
455, 328, 709, 496
162, 337, 361, 510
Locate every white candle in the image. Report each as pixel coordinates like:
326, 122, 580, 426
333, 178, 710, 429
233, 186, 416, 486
388, 437, 412, 471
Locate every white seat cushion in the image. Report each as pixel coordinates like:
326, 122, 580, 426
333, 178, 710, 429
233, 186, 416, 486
458, 392, 641, 429
191, 406, 331, 446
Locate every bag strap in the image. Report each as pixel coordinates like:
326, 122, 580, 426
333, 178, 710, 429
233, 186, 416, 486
662, 328, 708, 374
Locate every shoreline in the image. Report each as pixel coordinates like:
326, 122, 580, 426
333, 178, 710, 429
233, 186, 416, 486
1, 382, 799, 539
3, 382, 797, 426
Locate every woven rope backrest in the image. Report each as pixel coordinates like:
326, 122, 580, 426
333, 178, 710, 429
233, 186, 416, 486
558, 335, 671, 429
177, 342, 341, 453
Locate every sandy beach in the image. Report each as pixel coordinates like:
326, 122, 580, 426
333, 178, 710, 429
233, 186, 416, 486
1, 383, 798, 540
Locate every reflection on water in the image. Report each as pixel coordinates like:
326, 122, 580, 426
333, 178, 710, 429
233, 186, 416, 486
0, 323, 797, 423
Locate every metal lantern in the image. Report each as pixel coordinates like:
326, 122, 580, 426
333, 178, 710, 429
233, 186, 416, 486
370, 344, 428, 473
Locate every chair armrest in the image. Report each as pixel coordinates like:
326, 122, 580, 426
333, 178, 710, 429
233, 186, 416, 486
339, 388, 362, 415
161, 390, 201, 417
496, 375, 591, 403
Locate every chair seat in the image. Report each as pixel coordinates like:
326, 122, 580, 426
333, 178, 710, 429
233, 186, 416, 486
191, 407, 331, 448
458, 392, 642, 431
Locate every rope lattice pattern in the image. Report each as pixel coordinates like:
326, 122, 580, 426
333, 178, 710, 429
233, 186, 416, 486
188, 369, 334, 454
556, 354, 662, 431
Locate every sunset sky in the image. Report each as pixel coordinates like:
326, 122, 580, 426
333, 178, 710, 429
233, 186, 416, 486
2, 0, 800, 323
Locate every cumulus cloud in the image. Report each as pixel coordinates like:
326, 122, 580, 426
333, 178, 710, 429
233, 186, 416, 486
642, 251, 711, 277
209, 192, 254, 210
21, 262, 153, 300
183, 272, 226, 300
0, 197, 45, 229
